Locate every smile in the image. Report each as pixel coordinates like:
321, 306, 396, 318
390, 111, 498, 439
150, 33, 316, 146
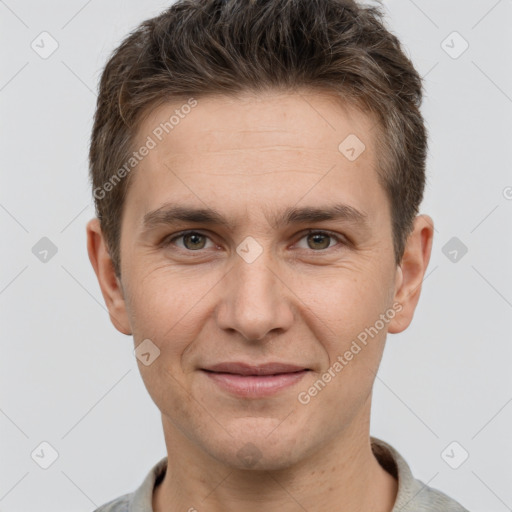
201, 364, 310, 398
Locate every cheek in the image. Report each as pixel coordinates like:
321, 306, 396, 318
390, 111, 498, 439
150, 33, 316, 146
138, 358, 206, 442
294, 274, 392, 431
296, 266, 392, 348
125, 265, 212, 339
125, 268, 208, 421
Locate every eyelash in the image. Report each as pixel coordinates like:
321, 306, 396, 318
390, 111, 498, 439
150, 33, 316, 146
162, 230, 347, 253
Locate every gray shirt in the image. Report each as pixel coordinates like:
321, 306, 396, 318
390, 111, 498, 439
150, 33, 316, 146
93, 437, 469, 511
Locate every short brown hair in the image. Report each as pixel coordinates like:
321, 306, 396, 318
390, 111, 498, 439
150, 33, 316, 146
89, 0, 427, 277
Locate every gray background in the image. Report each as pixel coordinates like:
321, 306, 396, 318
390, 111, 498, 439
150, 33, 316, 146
1, 0, 511, 510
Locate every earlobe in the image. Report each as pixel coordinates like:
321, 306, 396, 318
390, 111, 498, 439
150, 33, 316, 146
86, 218, 132, 335
387, 215, 434, 334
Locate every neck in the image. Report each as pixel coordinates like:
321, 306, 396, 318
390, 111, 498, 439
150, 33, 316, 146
153, 412, 397, 512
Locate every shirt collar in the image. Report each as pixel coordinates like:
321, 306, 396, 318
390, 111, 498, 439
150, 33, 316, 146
128, 437, 424, 512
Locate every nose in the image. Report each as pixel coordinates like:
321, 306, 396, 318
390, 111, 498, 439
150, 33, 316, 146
215, 249, 295, 342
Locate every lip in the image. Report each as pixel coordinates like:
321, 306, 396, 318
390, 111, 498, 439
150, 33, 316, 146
204, 362, 308, 376
201, 362, 310, 398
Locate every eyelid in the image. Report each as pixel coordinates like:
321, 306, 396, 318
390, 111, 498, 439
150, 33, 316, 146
163, 229, 216, 250
162, 229, 348, 252
296, 229, 347, 248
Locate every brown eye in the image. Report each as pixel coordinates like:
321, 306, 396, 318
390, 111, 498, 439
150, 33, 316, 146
165, 231, 214, 251
295, 231, 344, 251
182, 232, 207, 250
307, 232, 332, 250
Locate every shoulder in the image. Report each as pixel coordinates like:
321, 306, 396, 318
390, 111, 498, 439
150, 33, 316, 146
412, 484, 470, 512
92, 493, 132, 512
91, 456, 167, 512
370, 437, 470, 512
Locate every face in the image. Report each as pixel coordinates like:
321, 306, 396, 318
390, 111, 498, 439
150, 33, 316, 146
88, 90, 433, 471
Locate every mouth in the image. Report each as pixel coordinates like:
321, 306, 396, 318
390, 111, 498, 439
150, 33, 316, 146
201, 362, 311, 397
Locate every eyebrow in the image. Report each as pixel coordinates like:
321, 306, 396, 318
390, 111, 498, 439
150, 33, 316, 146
142, 202, 369, 232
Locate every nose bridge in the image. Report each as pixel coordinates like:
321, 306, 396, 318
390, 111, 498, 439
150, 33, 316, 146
216, 241, 293, 341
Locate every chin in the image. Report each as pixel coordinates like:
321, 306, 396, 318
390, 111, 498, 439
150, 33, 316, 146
219, 445, 299, 472
205, 424, 305, 471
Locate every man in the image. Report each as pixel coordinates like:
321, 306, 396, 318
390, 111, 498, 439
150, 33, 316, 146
86, 0, 469, 510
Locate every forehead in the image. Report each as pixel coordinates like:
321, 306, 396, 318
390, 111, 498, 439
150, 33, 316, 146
124, 90, 388, 229
134, 90, 378, 162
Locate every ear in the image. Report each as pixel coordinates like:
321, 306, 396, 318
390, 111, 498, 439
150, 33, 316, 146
86, 217, 132, 335
387, 214, 434, 334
